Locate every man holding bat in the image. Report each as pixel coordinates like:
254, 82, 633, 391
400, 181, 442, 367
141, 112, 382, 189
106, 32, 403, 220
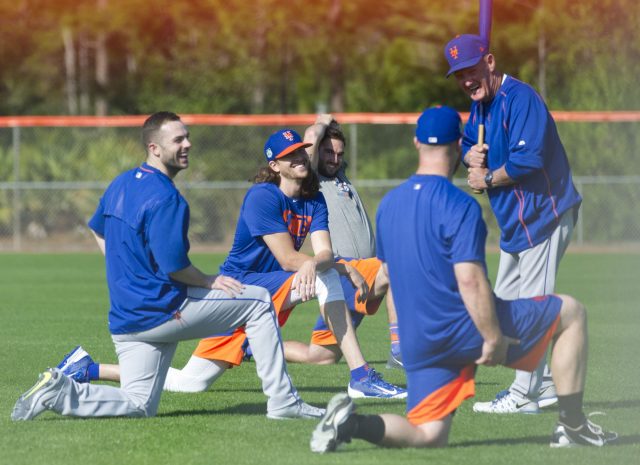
445, 34, 582, 414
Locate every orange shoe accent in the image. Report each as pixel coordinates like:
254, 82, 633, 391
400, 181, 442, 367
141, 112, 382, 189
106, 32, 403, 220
407, 365, 476, 424
508, 314, 560, 372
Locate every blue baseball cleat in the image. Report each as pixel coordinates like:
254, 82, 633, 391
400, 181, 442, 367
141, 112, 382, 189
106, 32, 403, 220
241, 340, 253, 362
348, 368, 407, 399
56, 346, 94, 383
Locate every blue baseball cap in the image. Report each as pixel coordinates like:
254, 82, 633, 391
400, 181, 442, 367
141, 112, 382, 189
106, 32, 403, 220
264, 129, 312, 162
415, 106, 461, 145
444, 34, 488, 77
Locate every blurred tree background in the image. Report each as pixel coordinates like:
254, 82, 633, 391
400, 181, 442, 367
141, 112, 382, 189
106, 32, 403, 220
0, 0, 637, 117
0, 0, 638, 247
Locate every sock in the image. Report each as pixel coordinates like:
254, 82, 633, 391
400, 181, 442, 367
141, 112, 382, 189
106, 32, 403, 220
557, 392, 586, 428
389, 323, 400, 356
338, 413, 385, 444
350, 364, 370, 381
87, 363, 100, 381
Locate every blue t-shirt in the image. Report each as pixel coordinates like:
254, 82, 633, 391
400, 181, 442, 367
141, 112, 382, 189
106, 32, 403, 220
462, 75, 581, 253
376, 175, 487, 370
89, 163, 191, 335
220, 182, 329, 295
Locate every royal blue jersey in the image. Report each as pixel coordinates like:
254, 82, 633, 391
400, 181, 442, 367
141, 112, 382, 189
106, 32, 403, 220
220, 182, 328, 295
462, 75, 581, 253
376, 175, 487, 370
88, 163, 191, 335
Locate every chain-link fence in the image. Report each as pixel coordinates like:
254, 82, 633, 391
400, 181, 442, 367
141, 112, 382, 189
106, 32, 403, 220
1, 118, 639, 252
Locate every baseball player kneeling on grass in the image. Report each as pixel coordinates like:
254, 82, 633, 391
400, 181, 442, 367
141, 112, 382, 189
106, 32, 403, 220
52, 127, 406, 401
310, 106, 617, 452
12, 112, 321, 421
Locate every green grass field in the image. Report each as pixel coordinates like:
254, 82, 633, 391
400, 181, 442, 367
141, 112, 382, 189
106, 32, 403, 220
1, 252, 638, 465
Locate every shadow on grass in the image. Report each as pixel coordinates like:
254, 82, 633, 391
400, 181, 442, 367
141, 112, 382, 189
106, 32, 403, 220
158, 403, 274, 417
454, 434, 640, 447
453, 435, 550, 447
159, 396, 408, 418
586, 399, 640, 410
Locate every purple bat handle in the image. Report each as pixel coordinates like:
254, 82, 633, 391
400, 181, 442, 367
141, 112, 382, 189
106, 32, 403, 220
479, 0, 493, 46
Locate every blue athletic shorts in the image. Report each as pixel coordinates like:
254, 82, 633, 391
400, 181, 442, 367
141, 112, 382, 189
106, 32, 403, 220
406, 294, 562, 424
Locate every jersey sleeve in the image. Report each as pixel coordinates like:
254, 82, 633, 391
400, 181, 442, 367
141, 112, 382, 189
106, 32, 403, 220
147, 195, 192, 274
243, 185, 289, 237
448, 197, 487, 265
88, 197, 106, 236
503, 87, 547, 181
375, 196, 388, 263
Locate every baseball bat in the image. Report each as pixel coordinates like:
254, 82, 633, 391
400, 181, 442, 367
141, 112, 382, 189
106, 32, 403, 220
479, 0, 493, 46
471, 0, 492, 195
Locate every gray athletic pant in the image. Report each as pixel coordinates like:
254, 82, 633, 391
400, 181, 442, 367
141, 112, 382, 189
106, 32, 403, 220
50, 285, 300, 417
494, 208, 576, 399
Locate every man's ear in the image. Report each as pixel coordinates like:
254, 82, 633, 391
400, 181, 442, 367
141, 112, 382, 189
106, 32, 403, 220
147, 142, 159, 157
268, 160, 280, 173
485, 53, 496, 72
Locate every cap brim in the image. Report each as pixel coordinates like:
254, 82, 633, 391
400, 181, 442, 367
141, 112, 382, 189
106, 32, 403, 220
446, 55, 484, 77
274, 142, 313, 159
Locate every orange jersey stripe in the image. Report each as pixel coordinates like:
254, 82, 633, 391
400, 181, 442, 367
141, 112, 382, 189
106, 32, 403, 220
407, 365, 476, 425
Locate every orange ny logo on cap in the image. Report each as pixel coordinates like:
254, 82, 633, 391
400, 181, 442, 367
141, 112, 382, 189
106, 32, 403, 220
449, 46, 459, 60
283, 130, 294, 141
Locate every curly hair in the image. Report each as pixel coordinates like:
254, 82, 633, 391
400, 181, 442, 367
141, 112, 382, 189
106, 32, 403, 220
321, 124, 346, 147
253, 165, 320, 199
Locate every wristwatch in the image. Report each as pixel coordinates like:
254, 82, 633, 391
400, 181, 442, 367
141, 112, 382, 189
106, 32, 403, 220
484, 171, 494, 189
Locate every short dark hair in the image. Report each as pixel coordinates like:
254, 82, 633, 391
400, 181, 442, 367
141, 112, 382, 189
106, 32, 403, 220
321, 124, 346, 147
253, 166, 320, 199
142, 111, 181, 146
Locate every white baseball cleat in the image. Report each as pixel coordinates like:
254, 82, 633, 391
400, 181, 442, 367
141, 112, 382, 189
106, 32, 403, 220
12, 368, 66, 421
473, 389, 540, 414
538, 382, 558, 408
267, 400, 325, 420
550, 419, 618, 448
310, 393, 355, 453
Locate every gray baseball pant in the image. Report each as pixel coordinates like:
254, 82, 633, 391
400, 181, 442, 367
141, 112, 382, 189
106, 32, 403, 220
494, 208, 576, 399
50, 285, 300, 417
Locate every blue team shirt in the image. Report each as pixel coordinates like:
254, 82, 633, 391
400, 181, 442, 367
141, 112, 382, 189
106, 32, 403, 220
220, 182, 329, 295
88, 163, 191, 334
462, 75, 582, 253
376, 175, 487, 371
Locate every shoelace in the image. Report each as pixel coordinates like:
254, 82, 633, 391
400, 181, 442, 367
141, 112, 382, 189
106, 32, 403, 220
491, 389, 511, 405
586, 419, 604, 434
368, 369, 399, 391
